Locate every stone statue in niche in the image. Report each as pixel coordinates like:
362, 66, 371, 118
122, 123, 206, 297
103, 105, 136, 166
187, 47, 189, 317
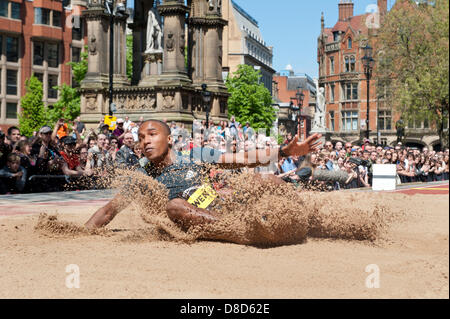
166, 32, 175, 52
163, 94, 175, 109
145, 7, 163, 53
313, 87, 326, 129
88, 35, 97, 55
180, 34, 186, 55
208, 0, 221, 14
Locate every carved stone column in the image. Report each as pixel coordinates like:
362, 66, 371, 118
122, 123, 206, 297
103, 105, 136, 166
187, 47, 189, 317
158, 0, 191, 85
189, 0, 228, 119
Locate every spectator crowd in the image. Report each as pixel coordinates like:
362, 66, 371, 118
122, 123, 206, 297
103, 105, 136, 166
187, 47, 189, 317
0, 114, 449, 194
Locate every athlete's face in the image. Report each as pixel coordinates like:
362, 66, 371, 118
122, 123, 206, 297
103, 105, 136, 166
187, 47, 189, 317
138, 122, 172, 162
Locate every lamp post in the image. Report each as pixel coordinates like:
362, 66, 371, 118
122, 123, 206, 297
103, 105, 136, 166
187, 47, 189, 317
290, 87, 304, 139
201, 84, 212, 129
362, 43, 375, 140
105, 0, 126, 116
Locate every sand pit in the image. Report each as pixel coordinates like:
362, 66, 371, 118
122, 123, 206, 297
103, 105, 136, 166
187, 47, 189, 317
0, 188, 448, 298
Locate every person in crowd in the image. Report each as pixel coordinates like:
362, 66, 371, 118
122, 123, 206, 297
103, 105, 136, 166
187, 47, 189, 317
0, 130, 12, 168
88, 133, 112, 170
115, 132, 140, 170
0, 153, 27, 194
74, 116, 86, 139
6, 126, 21, 148
113, 118, 126, 147
123, 116, 132, 131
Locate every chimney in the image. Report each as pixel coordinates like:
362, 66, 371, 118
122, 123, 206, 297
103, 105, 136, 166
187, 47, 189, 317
378, 0, 388, 21
338, 0, 354, 21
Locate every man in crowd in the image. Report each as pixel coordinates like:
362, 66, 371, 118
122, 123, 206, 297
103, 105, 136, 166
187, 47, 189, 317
85, 120, 322, 230
115, 132, 140, 170
0, 153, 27, 194
6, 126, 20, 147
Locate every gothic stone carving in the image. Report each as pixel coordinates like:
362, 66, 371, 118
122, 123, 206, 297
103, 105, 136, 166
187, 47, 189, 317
166, 32, 175, 52
86, 94, 97, 111
88, 35, 97, 55
162, 92, 176, 109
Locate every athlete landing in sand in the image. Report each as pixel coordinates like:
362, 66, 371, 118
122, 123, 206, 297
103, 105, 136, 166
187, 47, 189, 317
85, 120, 321, 230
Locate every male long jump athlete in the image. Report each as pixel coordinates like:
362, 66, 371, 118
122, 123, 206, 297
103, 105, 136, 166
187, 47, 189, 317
85, 120, 321, 230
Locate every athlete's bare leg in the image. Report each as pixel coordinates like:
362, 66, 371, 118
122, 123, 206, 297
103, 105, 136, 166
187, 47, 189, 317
166, 198, 220, 230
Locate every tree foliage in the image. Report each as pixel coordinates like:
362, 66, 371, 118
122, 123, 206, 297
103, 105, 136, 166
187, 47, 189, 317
126, 35, 133, 81
48, 46, 88, 125
225, 64, 276, 131
19, 76, 47, 137
47, 84, 81, 125
67, 46, 88, 85
376, 0, 449, 147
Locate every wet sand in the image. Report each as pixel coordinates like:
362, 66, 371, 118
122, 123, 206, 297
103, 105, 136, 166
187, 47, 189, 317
0, 192, 448, 299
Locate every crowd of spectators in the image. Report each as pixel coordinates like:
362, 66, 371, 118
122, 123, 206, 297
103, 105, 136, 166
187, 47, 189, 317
0, 114, 448, 194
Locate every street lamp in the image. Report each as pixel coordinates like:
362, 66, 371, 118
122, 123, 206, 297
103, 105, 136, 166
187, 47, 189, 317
201, 84, 212, 129
290, 87, 304, 138
362, 43, 375, 140
105, 0, 126, 116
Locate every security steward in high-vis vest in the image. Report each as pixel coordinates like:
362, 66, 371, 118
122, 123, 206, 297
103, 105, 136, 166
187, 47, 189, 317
85, 120, 322, 230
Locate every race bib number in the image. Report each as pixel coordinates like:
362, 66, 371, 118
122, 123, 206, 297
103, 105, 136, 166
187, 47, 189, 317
187, 184, 218, 209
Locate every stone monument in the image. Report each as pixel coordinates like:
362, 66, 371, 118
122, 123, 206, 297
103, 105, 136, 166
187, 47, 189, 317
310, 78, 328, 142
80, 0, 229, 127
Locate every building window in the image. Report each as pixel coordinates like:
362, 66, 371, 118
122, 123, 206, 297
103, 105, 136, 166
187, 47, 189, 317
72, 46, 81, 63
53, 11, 62, 27
48, 74, 58, 99
344, 83, 358, 101
333, 32, 339, 42
33, 72, 44, 84
330, 56, 334, 75
0, 0, 7, 17
345, 56, 349, 72
47, 43, 59, 68
11, 1, 20, 19
348, 37, 352, 49
6, 36, 18, 62
330, 83, 335, 103
341, 111, 359, 131
33, 41, 44, 66
35, 7, 50, 25
350, 56, 356, 72
6, 102, 17, 119
6, 69, 17, 95
330, 111, 335, 131
378, 110, 392, 130
72, 18, 83, 41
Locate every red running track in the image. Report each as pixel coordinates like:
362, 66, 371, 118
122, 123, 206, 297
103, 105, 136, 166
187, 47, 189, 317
395, 183, 449, 195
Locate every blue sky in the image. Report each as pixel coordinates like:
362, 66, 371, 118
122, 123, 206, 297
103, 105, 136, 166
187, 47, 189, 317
128, 0, 395, 78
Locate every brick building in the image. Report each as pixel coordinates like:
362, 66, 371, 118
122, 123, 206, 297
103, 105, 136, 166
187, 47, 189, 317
317, 0, 442, 149
0, 0, 87, 131
273, 66, 315, 140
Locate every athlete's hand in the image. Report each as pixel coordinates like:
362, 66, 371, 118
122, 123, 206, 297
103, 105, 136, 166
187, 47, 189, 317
282, 133, 322, 157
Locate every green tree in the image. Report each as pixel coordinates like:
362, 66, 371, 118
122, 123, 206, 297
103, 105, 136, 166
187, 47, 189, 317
46, 84, 81, 125
226, 64, 276, 131
126, 34, 133, 81
67, 46, 88, 85
48, 46, 88, 124
376, 0, 449, 147
19, 76, 47, 137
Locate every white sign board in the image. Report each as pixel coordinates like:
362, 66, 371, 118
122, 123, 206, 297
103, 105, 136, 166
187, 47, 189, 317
372, 164, 397, 191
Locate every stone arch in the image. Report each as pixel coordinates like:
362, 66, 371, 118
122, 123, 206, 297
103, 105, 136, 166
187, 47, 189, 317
430, 140, 442, 152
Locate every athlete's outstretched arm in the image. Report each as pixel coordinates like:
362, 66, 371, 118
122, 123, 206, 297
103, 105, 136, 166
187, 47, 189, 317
217, 133, 322, 169
85, 193, 131, 229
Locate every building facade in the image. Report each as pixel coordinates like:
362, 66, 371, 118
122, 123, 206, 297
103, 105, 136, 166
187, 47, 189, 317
0, 0, 87, 131
273, 66, 316, 139
317, 0, 442, 149
222, 0, 275, 95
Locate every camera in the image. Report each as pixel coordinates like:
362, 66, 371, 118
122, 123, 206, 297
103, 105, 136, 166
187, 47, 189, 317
348, 157, 369, 167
